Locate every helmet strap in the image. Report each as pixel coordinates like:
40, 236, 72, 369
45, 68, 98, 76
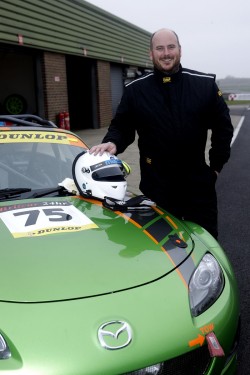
102, 195, 156, 211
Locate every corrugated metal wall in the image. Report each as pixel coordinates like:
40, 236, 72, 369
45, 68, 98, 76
110, 64, 124, 117
0, 0, 152, 68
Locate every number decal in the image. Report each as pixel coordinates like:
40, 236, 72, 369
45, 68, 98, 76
43, 208, 72, 222
13, 208, 72, 226
14, 209, 40, 226
0, 201, 97, 238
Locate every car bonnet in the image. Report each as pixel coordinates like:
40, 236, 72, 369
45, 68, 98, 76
0, 196, 196, 302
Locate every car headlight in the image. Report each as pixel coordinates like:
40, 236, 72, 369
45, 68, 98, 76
189, 253, 224, 317
0, 333, 11, 359
124, 363, 164, 374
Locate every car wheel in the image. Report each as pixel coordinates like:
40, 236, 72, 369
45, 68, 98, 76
4, 94, 27, 115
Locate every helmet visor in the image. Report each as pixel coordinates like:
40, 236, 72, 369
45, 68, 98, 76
92, 165, 125, 181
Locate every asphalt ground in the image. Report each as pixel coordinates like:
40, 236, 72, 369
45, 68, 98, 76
217, 105, 250, 375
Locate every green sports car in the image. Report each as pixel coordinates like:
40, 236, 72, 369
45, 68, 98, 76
0, 115, 240, 374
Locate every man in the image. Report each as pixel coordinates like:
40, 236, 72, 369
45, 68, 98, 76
90, 28, 234, 238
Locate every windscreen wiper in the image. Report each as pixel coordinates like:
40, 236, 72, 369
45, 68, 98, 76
31, 186, 72, 198
0, 186, 74, 200
0, 188, 32, 199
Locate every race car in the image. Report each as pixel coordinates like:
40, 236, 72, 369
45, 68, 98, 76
0, 114, 240, 374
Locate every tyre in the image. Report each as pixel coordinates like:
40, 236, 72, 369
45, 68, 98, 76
4, 94, 27, 115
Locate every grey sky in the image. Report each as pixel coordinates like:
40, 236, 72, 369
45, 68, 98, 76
86, 0, 250, 79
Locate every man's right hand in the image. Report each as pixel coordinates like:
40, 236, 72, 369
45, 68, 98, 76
89, 142, 117, 156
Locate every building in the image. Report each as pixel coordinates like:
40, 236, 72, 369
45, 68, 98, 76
228, 93, 250, 101
0, 0, 152, 130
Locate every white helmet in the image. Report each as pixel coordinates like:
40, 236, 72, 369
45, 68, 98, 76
72, 151, 127, 200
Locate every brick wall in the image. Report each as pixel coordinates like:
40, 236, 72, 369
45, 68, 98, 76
41, 53, 113, 128
41, 52, 68, 124
96, 60, 112, 128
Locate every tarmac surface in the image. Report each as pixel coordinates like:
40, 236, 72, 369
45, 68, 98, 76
75, 113, 241, 196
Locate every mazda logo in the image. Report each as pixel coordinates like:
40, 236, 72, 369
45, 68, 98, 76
98, 320, 132, 350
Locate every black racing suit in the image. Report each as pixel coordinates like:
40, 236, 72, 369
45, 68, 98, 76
103, 65, 234, 238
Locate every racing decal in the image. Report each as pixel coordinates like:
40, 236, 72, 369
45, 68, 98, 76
188, 334, 205, 348
165, 215, 178, 229
144, 218, 172, 242
0, 131, 86, 147
188, 323, 216, 351
90, 158, 123, 172
118, 208, 195, 288
0, 201, 98, 238
126, 210, 159, 227
77, 196, 195, 288
174, 255, 196, 286
200, 323, 215, 335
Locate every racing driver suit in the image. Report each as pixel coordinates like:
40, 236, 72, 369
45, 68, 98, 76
102, 65, 234, 238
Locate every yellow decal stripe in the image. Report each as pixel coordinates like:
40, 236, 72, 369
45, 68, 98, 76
13, 223, 98, 238
0, 131, 86, 147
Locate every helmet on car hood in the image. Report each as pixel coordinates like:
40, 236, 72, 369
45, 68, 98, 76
72, 151, 127, 200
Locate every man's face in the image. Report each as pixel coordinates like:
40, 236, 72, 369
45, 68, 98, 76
150, 30, 181, 74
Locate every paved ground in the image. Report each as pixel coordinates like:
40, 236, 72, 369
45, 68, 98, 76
216, 106, 250, 374
75, 113, 241, 196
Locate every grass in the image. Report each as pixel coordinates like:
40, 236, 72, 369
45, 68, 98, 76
226, 100, 250, 105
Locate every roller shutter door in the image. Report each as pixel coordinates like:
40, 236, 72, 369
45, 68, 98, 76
110, 64, 124, 116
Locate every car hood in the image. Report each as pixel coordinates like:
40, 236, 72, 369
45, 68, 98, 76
0, 196, 195, 303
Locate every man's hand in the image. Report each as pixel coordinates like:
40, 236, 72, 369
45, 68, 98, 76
89, 142, 117, 156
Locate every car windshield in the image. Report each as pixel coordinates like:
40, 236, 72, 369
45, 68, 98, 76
0, 138, 86, 193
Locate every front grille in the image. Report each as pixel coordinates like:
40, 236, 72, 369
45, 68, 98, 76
161, 345, 211, 375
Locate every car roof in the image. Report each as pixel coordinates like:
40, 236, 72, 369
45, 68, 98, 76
0, 114, 57, 129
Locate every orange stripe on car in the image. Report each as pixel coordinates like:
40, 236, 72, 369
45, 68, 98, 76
76, 199, 190, 288
142, 229, 188, 289
118, 213, 142, 228
143, 229, 159, 244
166, 215, 178, 229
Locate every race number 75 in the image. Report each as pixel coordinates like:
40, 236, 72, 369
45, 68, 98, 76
13, 208, 72, 226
